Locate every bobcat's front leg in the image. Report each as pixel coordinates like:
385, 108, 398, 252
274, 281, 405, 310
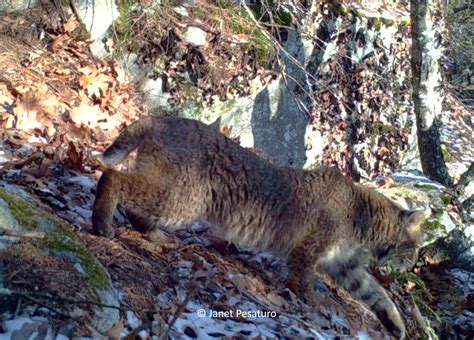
319, 248, 406, 339
92, 169, 120, 238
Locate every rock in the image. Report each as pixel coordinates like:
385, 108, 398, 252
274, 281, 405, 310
0, 0, 36, 11
175, 0, 198, 7
421, 229, 474, 271
123, 53, 149, 83
0, 186, 120, 333
181, 28, 319, 169
173, 6, 189, 17
75, 0, 120, 58
121, 53, 172, 111
0, 198, 25, 251
376, 171, 468, 245
182, 26, 207, 46
141, 77, 172, 111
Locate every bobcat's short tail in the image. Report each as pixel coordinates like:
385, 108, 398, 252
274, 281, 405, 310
102, 116, 152, 167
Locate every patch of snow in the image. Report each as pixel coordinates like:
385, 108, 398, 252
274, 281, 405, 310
126, 310, 141, 329
465, 224, 474, 241
2, 315, 54, 339
27, 136, 48, 144
0, 150, 10, 164
138, 329, 149, 338
226, 296, 241, 306
357, 330, 371, 340
391, 171, 445, 188
74, 263, 85, 275
72, 206, 93, 219
174, 312, 276, 338
450, 269, 474, 292
68, 175, 96, 188
173, 6, 189, 17
310, 329, 334, 340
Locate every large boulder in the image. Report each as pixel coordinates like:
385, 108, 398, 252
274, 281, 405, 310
0, 186, 120, 334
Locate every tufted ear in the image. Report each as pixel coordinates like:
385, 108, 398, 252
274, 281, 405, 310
401, 210, 426, 242
208, 116, 221, 131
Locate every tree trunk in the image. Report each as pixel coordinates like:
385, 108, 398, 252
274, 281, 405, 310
410, 0, 452, 186
454, 162, 474, 221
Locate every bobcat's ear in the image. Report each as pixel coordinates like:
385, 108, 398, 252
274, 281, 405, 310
208, 117, 221, 131
401, 210, 425, 241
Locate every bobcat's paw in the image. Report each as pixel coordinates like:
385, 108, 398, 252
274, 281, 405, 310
376, 305, 406, 339
146, 228, 177, 246
92, 225, 115, 238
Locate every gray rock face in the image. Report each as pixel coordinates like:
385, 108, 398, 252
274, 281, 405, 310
176, 9, 416, 172
75, 0, 119, 58
248, 29, 311, 168
0, 0, 37, 12
422, 229, 474, 272
91, 280, 120, 333
181, 29, 319, 169
378, 171, 470, 245
0, 198, 24, 251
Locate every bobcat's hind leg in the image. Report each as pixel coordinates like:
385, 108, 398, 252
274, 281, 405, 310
126, 209, 175, 245
92, 169, 122, 237
126, 209, 154, 232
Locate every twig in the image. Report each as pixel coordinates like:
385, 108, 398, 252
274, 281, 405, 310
0, 288, 121, 310
0, 227, 45, 239
241, 2, 320, 86
159, 269, 216, 340
1, 287, 107, 336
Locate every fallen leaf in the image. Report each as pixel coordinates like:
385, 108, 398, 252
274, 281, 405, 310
69, 101, 99, 127
63, 16, 79, 33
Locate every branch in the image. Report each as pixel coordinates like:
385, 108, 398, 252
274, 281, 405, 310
159, 270, 215, 340
0, 287, 107, 336
0, 227, 45, 239
0, 288, 121, 310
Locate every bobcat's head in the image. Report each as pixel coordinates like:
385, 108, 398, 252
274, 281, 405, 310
375, 210, 426, 270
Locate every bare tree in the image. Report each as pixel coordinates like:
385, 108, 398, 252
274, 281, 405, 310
410, 0, 452, 186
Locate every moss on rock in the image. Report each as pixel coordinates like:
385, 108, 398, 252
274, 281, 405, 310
0, 188, 110, 300
0, 188, 40, 229
41, 223, 110, 298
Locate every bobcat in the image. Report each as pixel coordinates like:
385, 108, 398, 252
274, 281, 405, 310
92, 116, 425, 338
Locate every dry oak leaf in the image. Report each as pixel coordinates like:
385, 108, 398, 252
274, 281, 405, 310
63, 15, 79, 33
50, 34, 69, 50
98, 113, 121, 131
14, 91, 42, 131
69, 101, 100, 127
66, 141, 85, 172
79, 72, 110, 99
404, 280, 416, 292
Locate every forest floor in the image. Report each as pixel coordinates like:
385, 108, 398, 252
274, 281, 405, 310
0, 3, 472, 339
